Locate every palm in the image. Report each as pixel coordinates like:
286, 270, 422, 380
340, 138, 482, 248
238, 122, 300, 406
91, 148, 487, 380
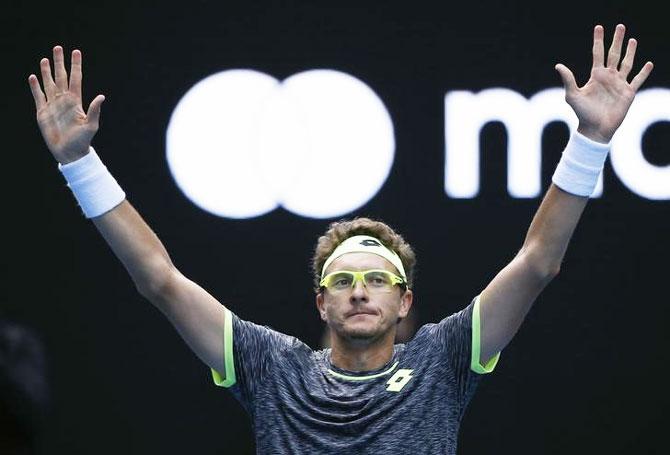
37, 93, 93, 156
29, 46, 105, 164
569, 66, 635, 140
555, 24, 653, 143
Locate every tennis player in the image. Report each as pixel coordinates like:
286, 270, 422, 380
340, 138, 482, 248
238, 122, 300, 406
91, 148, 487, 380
28, 24, 652, 453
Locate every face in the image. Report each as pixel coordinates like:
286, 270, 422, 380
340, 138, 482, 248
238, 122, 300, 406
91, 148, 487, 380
316, 252, 413, 343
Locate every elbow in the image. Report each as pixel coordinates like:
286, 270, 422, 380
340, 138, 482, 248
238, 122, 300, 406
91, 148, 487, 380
519, 247, 561, 283
135, 263, 179, 304
543, 263, 561, 281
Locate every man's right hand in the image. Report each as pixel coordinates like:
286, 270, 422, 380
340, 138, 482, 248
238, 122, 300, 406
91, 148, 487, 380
28, 46, 105, 164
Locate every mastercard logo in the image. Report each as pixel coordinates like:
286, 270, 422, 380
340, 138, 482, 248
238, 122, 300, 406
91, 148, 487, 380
166, 69, 395, 219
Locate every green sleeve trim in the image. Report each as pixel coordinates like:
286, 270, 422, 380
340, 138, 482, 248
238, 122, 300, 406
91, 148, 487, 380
470, 295, 501, 374
211, 307, 237, 387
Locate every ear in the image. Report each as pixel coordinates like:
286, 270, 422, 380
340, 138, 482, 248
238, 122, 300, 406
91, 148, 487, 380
398, 289, 413, 318
316, 292, 327, 322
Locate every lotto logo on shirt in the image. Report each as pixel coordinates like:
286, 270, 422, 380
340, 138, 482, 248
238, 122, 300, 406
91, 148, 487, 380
386, 369, 414, 392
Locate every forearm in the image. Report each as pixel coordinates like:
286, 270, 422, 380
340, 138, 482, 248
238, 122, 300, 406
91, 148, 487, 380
92, 200, 176, 298
520, 184, 589, 276
55, 146, 177, 297
479, 185, 588, 360
519, 129, 610, 276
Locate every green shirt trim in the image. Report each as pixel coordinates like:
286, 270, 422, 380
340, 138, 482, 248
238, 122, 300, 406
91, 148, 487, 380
211, 307, 237, 387
470, 295, 501, 374
327, 361, 400, 381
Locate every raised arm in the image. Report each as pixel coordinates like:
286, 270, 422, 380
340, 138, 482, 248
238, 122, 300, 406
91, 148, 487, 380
28, 46, 228, 375
477, 24, 654, 364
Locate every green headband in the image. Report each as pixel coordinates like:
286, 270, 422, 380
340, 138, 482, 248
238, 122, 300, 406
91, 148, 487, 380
320, 235, 407, 281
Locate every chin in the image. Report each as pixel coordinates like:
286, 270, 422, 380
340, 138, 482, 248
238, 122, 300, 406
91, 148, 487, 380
345, 328, 378, 340
341, 321, 386, 341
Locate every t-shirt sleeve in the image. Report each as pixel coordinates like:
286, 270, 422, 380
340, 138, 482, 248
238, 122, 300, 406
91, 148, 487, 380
210, 308, 299, 410
470, 295, 501, 374
418, 297, 501, 403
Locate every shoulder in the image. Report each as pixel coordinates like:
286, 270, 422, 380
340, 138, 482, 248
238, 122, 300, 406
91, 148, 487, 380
411, 300, 475, 342
232, 312, 312, 356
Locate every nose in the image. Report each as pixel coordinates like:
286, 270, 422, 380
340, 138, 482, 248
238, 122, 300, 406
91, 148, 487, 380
349, 279, 369, 303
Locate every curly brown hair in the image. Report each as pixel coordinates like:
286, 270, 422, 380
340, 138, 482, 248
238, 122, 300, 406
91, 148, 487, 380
311, 217, 416, 292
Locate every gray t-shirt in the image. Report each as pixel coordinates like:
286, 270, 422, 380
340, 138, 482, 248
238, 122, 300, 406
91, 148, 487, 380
212, 297, 499, 454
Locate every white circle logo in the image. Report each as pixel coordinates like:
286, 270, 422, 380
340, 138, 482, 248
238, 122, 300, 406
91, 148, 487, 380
166, 70, 395, 219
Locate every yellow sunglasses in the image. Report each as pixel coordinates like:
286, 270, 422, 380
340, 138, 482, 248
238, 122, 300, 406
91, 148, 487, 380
320, 269, 406, 294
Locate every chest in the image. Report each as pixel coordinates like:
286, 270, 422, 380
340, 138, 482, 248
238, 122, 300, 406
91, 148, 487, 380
254, 355, 458, 427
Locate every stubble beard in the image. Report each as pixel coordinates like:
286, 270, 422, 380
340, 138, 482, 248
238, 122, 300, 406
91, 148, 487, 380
336, 316, 389, 344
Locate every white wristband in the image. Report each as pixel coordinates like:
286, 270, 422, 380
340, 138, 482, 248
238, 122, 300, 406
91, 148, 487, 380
551, 132, 610, 197
58, 147, 126, 218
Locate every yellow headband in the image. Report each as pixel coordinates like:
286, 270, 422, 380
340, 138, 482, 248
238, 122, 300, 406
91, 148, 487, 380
320, 235, 407, 281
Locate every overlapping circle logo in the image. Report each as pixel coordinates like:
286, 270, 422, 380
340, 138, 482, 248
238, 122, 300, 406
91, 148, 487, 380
166, 69, 395, 219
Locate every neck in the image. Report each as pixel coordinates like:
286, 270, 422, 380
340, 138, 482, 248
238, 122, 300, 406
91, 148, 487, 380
329, 330, 395, 372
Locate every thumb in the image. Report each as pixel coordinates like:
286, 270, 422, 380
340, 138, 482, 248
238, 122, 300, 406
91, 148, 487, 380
554, 64, 578, 94
86, 94, 106, 126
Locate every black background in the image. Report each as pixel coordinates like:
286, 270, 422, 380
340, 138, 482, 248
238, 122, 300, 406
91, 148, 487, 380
3, 0, 669, 453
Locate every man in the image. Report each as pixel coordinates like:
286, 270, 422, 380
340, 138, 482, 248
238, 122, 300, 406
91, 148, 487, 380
28, 24, 652, 453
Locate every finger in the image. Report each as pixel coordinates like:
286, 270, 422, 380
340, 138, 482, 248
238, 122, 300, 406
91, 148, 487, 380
28, 74, 47, 111
592, 25, 605, 68
555, 63, 579, 93
53, 45, 68, 91
86, 94, 106, 127
630, 61, 654, 92
69, 49, 83, 101
39, 57, 58, 99
619, 39, 637, 79
607, 24, 626, 69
